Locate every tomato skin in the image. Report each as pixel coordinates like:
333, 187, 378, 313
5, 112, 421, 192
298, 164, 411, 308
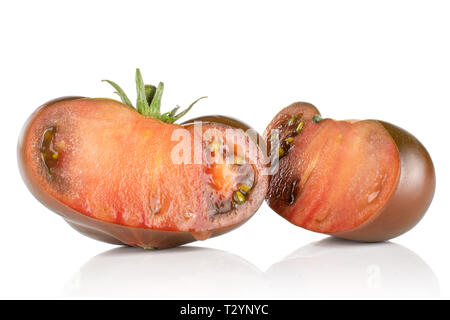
18, 97, 268, 249
264, 102, 435, 242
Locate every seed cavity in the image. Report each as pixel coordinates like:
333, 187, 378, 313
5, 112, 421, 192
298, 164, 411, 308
296, 121, 304, 133
271, 114, 309, 160
40, 126, 59, 171
233, 191, 246, 204
288, 116, 297, 126
239, 183, 251, 194
206, 137, 255, 215
284, 137, 294, 144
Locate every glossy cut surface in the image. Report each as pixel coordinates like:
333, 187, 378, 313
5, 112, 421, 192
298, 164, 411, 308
264, 102, 435, 242
19, 97, 268, 248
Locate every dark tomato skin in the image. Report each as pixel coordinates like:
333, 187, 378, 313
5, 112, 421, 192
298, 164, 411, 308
18, 97, 268, 249
264, 102, 435, 242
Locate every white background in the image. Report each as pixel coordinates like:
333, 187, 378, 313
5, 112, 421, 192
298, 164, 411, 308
1, 0, 449, 299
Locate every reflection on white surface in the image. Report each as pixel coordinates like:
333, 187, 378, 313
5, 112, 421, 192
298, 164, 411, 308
64, 246, 263, 299
266, 238, 440, 299
64, 238, 439, 299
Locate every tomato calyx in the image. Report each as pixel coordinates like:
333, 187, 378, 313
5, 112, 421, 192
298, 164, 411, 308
103, 69, 207, 123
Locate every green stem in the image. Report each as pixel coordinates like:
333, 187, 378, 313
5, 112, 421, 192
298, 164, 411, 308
135, 69, 150, 115
145, 85, 156, 105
